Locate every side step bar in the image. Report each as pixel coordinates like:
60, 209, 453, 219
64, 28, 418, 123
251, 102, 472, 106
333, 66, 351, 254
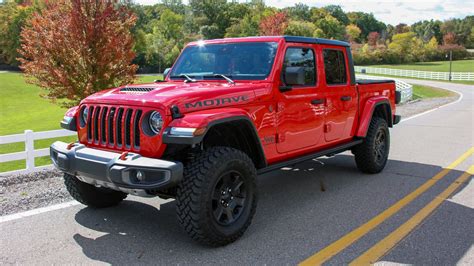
257, 140, 363, 175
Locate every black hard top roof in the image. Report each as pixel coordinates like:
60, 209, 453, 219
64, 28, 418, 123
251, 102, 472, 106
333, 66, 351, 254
283, 36, 350, 47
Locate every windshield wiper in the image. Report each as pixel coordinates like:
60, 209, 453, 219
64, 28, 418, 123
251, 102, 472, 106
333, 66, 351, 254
170, 74, 196, 83
180, 74, 197, 83
214, 74, 235, 85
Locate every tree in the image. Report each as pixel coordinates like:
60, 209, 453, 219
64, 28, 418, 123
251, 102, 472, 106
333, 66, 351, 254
441, 19, 456, 34
443, 32, 456, 44
316, 15, 345, 40
285, 20, 316, 37
225, 3, 264, 37
388, 32, 417, 62
259, 12, 288, 36
323, 5, 349, 25
144, 9, 184, 71
411, 20, 442, 43
395, 23, 410, 34
467, 26, 474, 48
345, 24, 361, 42
225, 13, 260, 37
347, 11, 385, 39
0, 2, 35, 66
310, 7, 328, 22
439, 17, 474, 47
189, 0, 230, 38
313, 28, 325, 38
155, 9, 184, 41
18, 0, 137, 107
162, 0, 185, 15
424, 36, 439, 58
367, 32, 380, 46
283, 3, 310, 21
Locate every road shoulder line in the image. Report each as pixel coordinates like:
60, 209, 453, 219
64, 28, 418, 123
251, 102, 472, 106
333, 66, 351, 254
0, 201, 79, 223
400, 85, 463, 123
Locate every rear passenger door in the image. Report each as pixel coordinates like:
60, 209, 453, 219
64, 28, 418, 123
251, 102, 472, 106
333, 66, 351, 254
322, 47, 358, 142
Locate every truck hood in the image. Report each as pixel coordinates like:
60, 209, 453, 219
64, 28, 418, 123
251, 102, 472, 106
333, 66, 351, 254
81, 81, 271, 115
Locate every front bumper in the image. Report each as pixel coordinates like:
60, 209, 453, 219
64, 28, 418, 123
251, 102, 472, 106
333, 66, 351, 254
50, 141, 183, 196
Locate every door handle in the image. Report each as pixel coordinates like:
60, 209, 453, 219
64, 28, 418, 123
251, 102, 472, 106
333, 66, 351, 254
311, 99, 325, 105
340, 96, 352, 101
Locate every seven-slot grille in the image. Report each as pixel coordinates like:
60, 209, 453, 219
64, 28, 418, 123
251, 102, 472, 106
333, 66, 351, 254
86, 105, 143, 150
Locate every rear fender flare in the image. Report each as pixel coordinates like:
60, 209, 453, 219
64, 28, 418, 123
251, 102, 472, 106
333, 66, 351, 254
356, 97, 392, 137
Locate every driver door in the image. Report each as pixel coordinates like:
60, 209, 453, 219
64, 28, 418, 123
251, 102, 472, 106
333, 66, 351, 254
276, 45, 326, 153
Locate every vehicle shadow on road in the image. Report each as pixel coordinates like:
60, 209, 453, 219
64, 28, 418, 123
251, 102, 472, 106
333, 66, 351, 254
72, 154, 472, 264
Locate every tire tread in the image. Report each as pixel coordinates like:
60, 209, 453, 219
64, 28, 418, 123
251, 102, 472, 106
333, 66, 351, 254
64, 173, 127, 208
353, 117, 390, 174
175, 146, 257, 247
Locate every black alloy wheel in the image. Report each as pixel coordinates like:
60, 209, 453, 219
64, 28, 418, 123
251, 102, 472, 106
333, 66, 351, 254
374, 128, 387, 164
212, 170, 248, 226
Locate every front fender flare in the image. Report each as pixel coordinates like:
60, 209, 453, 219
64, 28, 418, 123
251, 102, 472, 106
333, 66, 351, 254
162, 108, 258, 145
162, 108, 267, 168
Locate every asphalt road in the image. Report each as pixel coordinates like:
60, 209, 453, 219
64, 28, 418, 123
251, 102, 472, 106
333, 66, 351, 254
1, 79, 473, 265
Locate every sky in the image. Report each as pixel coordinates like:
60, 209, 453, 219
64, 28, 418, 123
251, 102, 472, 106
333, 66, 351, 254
135, 0, 473, 25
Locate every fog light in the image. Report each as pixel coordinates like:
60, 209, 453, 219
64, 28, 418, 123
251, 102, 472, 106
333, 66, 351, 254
136, 170, 145, 181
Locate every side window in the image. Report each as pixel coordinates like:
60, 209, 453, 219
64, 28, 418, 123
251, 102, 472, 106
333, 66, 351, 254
282, 47, 316, 86
323, 49, 347, 85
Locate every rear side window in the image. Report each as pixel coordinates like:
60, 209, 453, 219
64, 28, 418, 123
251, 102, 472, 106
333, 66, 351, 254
283, 47, 316, 86
323, 49, 347, 85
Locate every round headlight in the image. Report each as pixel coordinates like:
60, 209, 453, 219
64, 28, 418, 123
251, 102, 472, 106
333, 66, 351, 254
81, 106, 88, 125
149, 111, 163, 134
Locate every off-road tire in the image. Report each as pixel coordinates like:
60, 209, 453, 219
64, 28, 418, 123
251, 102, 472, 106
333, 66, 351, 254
176, 147, 258, 247
353, 117, 390, 174
64, 173, 127, 208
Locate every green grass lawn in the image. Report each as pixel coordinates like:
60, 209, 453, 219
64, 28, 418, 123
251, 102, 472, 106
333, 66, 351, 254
411, 84, 457, 100
0, 73, 162, 173
364, 59, 474, 72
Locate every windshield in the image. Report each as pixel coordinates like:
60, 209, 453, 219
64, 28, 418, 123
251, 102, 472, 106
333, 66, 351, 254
169, 42, 278, 80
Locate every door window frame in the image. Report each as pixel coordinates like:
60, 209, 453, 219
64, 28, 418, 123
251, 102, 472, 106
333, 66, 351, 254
280, 46, 318, 89
322, 48, 350, 87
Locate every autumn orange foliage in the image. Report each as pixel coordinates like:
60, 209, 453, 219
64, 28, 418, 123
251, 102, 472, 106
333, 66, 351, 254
259, 12, 288, 36
18, 0, 137, 107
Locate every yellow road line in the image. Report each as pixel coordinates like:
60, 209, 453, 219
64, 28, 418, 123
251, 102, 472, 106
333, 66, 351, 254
350, 165, 474, 265
299, 147, 474, 266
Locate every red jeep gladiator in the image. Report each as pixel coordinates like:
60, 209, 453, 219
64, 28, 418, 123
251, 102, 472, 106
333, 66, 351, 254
51, 36, 401, 246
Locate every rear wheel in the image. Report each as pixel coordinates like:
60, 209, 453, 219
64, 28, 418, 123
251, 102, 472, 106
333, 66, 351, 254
64, 173, 127, 208
176, 147, 257, 246
353, 117, 390, 173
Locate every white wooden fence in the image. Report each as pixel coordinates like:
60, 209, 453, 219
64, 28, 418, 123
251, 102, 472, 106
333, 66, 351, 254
0, 129, 76, 176
355, 66, 474, 81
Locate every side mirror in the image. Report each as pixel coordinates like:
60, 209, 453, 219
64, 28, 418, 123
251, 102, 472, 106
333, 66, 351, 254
280, 66, 305, 92
284, 67, 305, 85
163, 68, 171, 77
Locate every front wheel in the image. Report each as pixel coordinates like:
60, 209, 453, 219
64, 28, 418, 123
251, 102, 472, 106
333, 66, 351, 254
176, 147, 257, 246
353, 117, 390, 174
64, 173, 127, 208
